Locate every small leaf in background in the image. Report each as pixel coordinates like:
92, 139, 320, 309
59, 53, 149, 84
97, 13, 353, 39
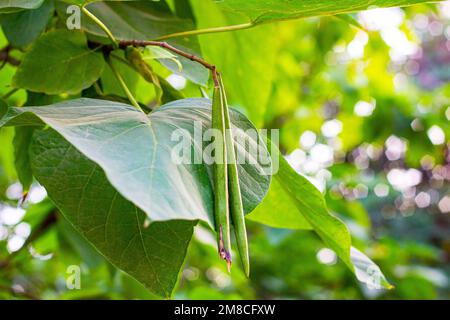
0, 0, 54, 47
124, 47, 164, 104
220, 79, 250, 276
13, 29, 105, 94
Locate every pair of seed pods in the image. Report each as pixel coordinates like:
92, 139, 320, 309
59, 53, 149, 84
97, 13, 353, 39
126, 47, 249, 274
211, 74, 249, 277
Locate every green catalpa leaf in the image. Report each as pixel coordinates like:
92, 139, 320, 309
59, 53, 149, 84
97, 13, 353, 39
65, 0, 209, 86
0, 0, 54, 47
30, 129, 194, 297
0, 0, 44, 12
12, 29, 105, 94
217, 0, 446, 24
0, 98, 271, 228
248, 155, 392, 289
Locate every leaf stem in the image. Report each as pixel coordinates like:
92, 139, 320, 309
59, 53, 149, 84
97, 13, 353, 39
155, 22, 254, 40
81, 6, 118, 49
93, 82, 104, 96
2, 88, 19, 100
106, 57, 142, 112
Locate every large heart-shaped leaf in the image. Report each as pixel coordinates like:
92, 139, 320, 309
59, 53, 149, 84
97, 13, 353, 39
248, 155, 392, 289
12, 29, 105, 94
30, 129, 194, 298
217, 0, 446, 24
0, 98, 271, 228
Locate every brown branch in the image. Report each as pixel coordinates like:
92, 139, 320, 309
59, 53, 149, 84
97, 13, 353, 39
0, 46, 20, 66
117, 40, 220, 87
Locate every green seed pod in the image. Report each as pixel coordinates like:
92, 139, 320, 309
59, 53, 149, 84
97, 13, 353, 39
211, 84, 232, 271
219, 76, 250, 277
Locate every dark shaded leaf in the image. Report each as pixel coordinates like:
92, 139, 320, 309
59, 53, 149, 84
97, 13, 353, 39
30, 129, 195, 298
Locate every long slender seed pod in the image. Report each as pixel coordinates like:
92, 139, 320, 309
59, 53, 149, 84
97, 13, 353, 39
219, 76, 250, 277
211, 83, 232, 271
